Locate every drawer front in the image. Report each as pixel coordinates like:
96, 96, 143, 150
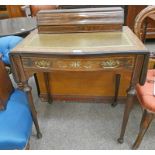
22, 56, 135, 71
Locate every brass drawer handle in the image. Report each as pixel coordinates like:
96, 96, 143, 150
35, 60, 51, 68
101, 60, 120, 69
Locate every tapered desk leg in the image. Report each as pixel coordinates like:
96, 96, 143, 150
117, 87, 135, 143
44, 72, 53, 104
23, 82, 42, 139
10, 55, 42, 138
112, 74, 121, 107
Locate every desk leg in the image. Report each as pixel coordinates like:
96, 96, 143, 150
112, 74, 121, 107
117, 87, 135, 143
22, 82, 42, 139
44, 72, 53, 104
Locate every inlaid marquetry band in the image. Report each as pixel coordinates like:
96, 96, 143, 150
22, 56, 135, 71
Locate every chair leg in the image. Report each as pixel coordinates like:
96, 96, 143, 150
132, 109, 154, 149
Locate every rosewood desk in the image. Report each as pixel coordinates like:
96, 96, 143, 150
10, 26, 149, 142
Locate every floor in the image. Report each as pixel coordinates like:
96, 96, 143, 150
15, 39, 155, 150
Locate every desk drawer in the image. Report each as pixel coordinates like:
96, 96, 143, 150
22, 56, 135, 71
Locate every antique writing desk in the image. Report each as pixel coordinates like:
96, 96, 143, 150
10, 26, 149, 142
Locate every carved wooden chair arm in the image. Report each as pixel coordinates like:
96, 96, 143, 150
134, 5, 155, 41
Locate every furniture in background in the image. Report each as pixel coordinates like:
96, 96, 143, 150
10, 7, 149, 143
146, 13, 155, 38
126, 5, 155, 39
134, 5, 155, 42
0, 17, 37, 37
0, 58, 33, 150
126, 6, 147, 31
0, 5, 9, 19
0, 5, 25, 19
21, 5, 59, 17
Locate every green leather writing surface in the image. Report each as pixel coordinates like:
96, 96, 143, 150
27, 32, 131, 48
12, 26, 147, 54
